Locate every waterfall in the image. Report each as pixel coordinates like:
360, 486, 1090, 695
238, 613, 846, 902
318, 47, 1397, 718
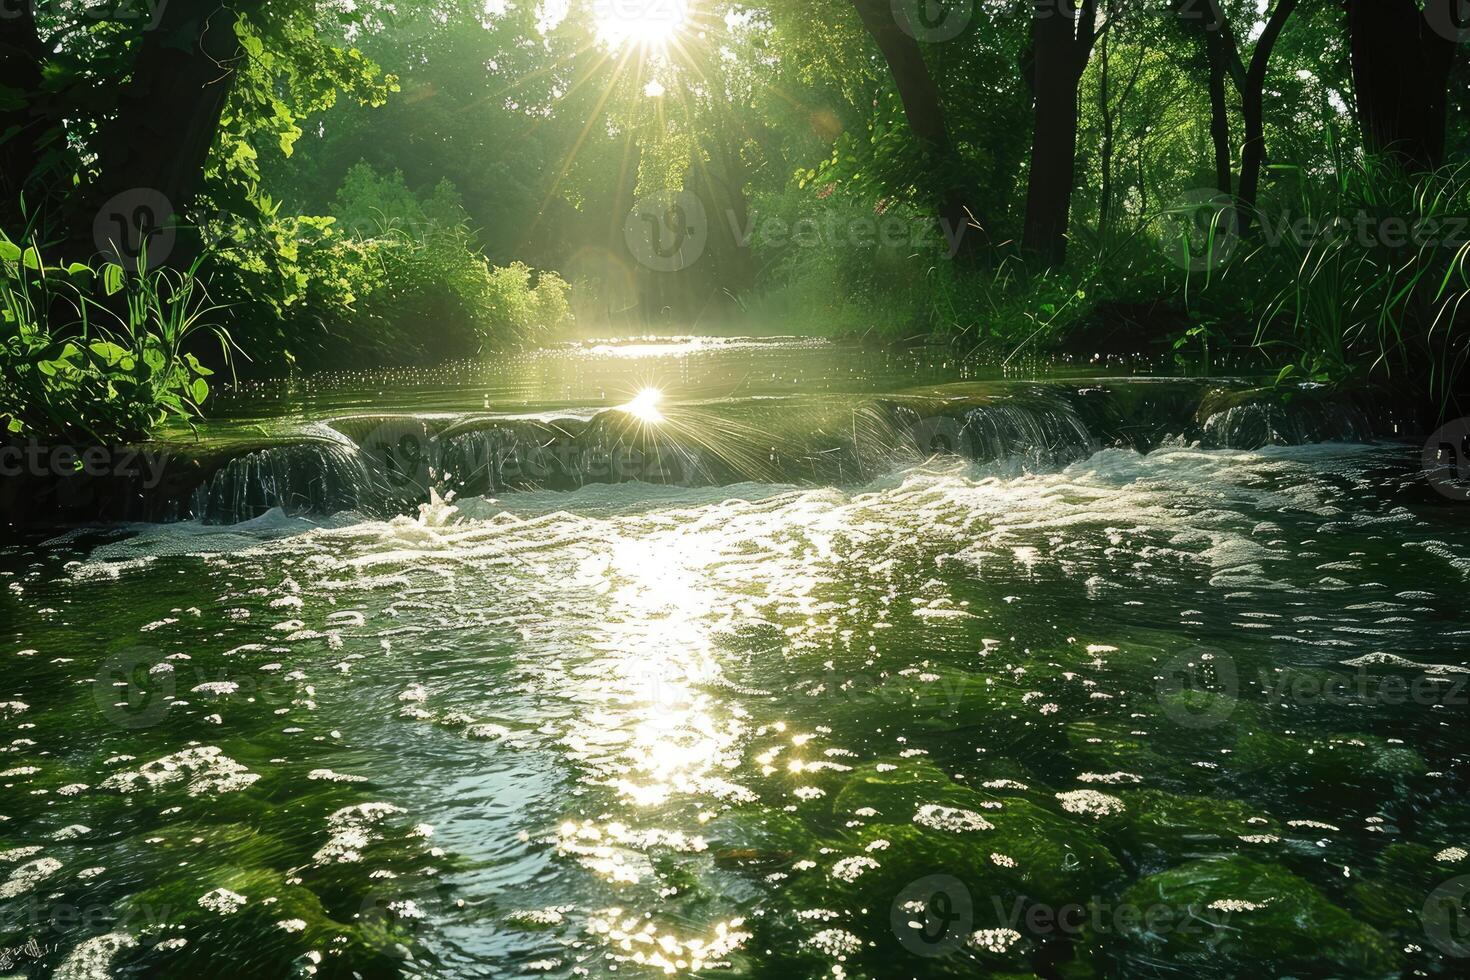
51, 381, 1394, 526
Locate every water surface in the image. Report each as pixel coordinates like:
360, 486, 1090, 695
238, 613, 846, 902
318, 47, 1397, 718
3, 340, 1467, 979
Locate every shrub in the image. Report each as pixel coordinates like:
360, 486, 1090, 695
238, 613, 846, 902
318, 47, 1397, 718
207, 165, 576, 371
0, 233, 226, 443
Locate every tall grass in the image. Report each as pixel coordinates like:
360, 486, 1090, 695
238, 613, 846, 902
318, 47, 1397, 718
1236, 158, 1470, 414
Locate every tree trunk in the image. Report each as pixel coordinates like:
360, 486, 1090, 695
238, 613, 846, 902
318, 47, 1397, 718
1022, 0, 1098, 267
849, 0, 984, 256
1097, 25, 1114, 234
1204, 27, 1232, 197
0, 7, 52, 236
1237, 0, 1297, 213
87, 1, 259, 264
1347, 0, 1460, 173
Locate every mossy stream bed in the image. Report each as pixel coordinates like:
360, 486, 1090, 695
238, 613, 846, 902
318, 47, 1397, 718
2, 340, 1468, 978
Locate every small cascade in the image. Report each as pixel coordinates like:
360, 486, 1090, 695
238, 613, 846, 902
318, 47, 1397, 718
1198, 392, 1374, 449
886, 392, 1097, 470
20, 379, 1406, 528
185, 436, 375, 524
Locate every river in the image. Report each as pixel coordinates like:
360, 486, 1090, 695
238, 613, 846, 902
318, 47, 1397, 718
2, 338, 1467, 978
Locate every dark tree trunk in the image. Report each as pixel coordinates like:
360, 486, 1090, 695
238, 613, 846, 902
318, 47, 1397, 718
1204, 28, 1233, 197
1097, 25, 1114, 233
1237, 0, 1298, 213
86, 1, 258, 263
1022, 0, 1098, 267
1347, 0, 1460, 173
0, 7, 53, 236
849, 0, 984, 256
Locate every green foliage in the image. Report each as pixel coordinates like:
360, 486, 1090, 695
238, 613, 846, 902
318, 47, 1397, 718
1242, 159, 1470, 410
207, 165, 574, 369
0, 234, 227, 443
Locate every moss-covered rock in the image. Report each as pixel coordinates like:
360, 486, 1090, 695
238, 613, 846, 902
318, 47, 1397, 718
829, 759, 1122, 900
1234, 731, 1426, 794
1118, 856, 1399, 976
1099, 790, 1277, 873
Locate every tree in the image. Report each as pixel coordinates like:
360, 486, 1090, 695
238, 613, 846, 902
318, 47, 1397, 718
87, 1, 263, 262
1347, 0, 1461, 173
1235, 0, 1297, 213
1022, 0, 1099, 266
849, 0, 984, 254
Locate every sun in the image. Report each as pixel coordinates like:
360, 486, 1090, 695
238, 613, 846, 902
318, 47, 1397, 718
620, 387, 666, 423
593, 0, 691, 50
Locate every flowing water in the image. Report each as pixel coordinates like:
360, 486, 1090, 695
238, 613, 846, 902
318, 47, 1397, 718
3, 339, 1469, 979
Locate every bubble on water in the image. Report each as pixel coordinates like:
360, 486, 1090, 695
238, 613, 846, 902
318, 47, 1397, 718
507, 906, 572, 927
100, 747, 258, 797
969, 927, 1022, 954
1076, 771, 1142, 785
307, 769, 369, 783
313, 802, 407, 865
806, 927, 863, 957
53, 932, 136, 980
198, 887, 248, 915
0, 856, 62, 898
1054, 790, 1125, 820
913, 804, 993, 833
831, 855, 880, 882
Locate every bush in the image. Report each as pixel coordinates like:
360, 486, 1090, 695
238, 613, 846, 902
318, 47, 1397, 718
206, 165, 575, 372
0, 233, 225, 443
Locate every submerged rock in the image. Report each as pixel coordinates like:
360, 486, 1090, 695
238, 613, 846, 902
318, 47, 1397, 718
1118, 855, 1398, 976
1097, 789, 1279, 873
1234, 731, 1427, 793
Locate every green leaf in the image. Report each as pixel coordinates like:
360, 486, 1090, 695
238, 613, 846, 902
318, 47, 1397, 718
0, 240, 20, 263
1274, 364, 1296, 386
102, 263, 126, 296
190, 377, 210, 404
89, 340, 130, 366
